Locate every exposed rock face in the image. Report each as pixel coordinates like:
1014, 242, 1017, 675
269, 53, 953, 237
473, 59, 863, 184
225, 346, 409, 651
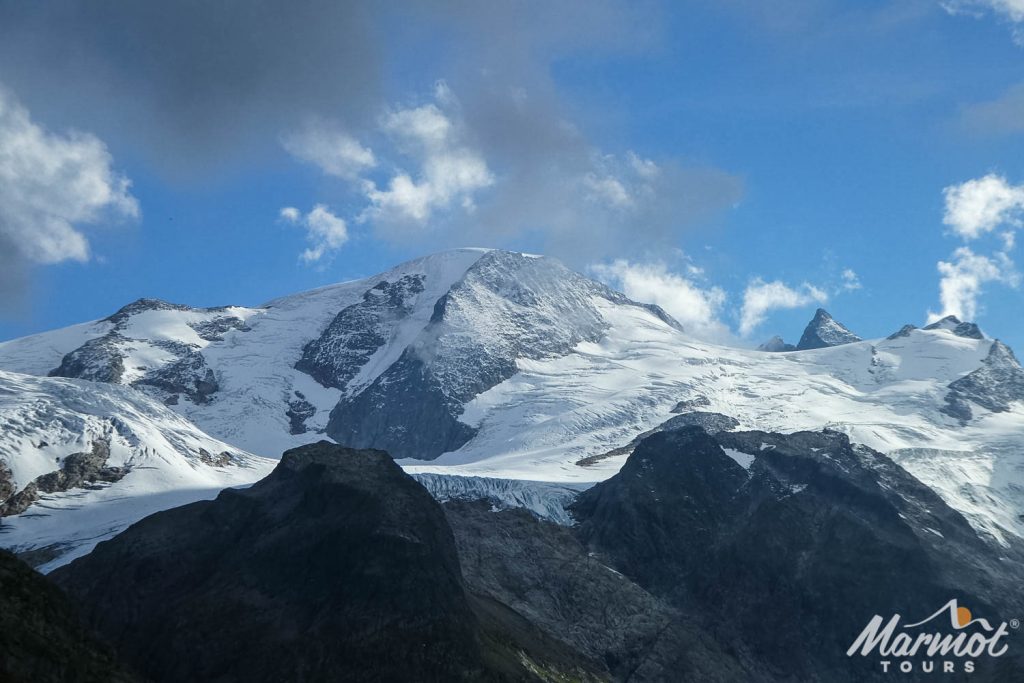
887, 323, 917, 340
670, 395, 710, 413
943, 340, 1024, 421
327, 250, 680, 460
49, 298, 246, 405
571, 426, 1024, 681
444, 500, 754, 682
0, 549, 137, 683
925, 315, 984, 340
796, 308, 862, 350
52, 442, 595, 682
284, 392, 316, 435
49, 334, 127, 384
132, 341, 219, 404
577, 411, 740, 467
102, 298, 193, 325
295, 274, 426, 391
0, 461, 14, 509
0, 441, 126, 517
757, 335, 795, 352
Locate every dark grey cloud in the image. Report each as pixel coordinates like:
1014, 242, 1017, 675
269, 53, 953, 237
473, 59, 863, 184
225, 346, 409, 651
0, 1, 659, 178
0, 1, 382, 176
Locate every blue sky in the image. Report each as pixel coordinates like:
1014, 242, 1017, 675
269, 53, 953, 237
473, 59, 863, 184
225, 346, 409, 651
1, 0, 1023, 350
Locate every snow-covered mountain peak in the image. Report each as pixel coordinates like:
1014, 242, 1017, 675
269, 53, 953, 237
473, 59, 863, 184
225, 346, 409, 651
795, 308, 862, 350
923, 314, 985, 340
325, 249, 682, 460
757, 335, 795, 352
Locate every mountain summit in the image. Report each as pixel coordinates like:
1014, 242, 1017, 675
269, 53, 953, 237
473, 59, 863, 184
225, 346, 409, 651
757, 335, 795, 352
795, 308, 862, 350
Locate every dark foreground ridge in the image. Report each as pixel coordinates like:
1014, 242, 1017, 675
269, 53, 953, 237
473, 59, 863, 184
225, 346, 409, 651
571, 426, 1024, 681
51, 442, 603, 682
37, 429, 1024, 682
0, 549, 137, 683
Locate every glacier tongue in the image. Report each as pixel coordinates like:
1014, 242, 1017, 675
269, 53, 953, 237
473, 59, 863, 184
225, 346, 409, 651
411, 473, 584, 526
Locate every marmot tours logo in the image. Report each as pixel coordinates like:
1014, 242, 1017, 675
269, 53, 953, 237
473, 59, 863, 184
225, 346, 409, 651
847, 599, 1017, 674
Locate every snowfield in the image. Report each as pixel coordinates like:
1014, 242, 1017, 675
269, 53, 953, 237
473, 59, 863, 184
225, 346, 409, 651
0, 248, 1022, 566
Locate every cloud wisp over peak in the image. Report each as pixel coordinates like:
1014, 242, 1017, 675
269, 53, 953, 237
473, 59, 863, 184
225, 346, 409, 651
591, 259, 732, 343
282, 81, 742, 265
739, 279, 829, 338
930, 174, 1023, 322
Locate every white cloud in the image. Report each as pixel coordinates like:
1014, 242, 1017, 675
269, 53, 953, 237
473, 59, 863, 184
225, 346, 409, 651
281, 82, 741, 262
591, 259, 731, 342
943, 0, 1024, 22
584, 173, 633, 208
362, 89, 494, 226
739, 279, 828, 336
928, 246, 1019, 322
282, 121, 376, 180
943, 174, 1024, 240
581, 152, 666, 210
943, 0, 1024, 42
280, 204, 349, 264
841, 268, 862, 291
0, 86, 137, 270
931, 174, 1024, 322
281, 90, 495, 232
279, 206, 301, 223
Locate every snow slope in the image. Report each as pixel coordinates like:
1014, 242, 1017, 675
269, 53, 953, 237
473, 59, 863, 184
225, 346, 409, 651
0, 370, 275, 570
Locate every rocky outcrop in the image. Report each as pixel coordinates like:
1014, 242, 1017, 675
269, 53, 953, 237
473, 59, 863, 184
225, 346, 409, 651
577, 411, 740, 467
49, 298, 247, 406
0, 441, 126, 517
942, 340, 1024, 421
132, 341, 219, 404
886, 323, 916, 340
48, 335, 126, 384
0, 549, 137, 683
34, 429, 1024, 681
295, 274, 426, 391
284, 392, 316, 435
796, 308, 862, 350
670, 395, 710, 413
